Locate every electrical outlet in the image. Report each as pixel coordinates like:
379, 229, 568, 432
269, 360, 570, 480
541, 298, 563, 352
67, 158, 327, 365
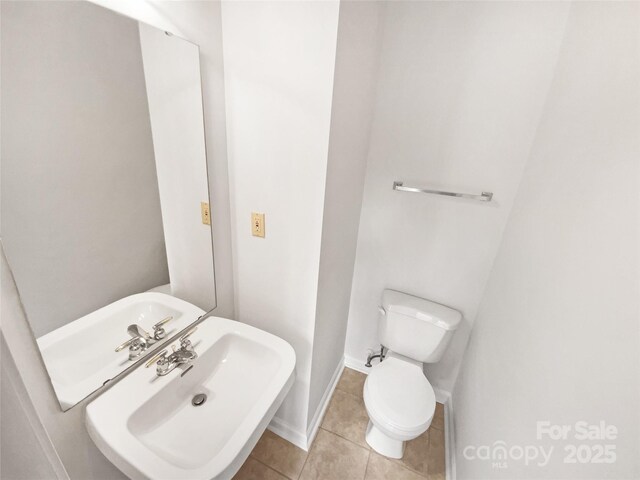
251, 212, 265, 238
201, 202, 211, 225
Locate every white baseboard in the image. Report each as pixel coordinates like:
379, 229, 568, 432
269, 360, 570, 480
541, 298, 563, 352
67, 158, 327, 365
268, 358, 345, 452
267, 416, 308, 452
442, 391, 456, 480
305, 358, 344, 449
433, 387, 450, 405
344, 354, 370, 375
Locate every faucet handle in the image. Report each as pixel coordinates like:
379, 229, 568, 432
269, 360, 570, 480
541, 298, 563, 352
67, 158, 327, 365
128, 324, 153, 341
152, 316, 173, 340
115, 336, 140, 353
145, 349, 168, 368
179, 326, 197, 345
154, 316, 173, 329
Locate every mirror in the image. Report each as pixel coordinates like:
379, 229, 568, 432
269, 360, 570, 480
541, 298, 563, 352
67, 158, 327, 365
1, 1, 216, 410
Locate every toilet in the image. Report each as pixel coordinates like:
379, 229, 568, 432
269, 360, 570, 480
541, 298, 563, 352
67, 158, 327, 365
363, 289, 461, 459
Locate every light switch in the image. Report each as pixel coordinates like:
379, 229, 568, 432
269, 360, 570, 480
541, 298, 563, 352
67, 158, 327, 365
251, 212, 265, 238
201, 202, 211, 225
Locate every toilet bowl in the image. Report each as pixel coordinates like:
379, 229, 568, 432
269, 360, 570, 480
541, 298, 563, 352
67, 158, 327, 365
363, 352, 435, 458
362, 290, 461, 458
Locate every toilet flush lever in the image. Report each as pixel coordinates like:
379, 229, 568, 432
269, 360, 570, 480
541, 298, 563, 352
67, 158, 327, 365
377, 306, 386, 315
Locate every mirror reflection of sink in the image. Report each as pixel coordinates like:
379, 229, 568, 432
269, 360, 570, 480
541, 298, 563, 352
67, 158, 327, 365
85, 317, 296, 480
37, 292, 204, 409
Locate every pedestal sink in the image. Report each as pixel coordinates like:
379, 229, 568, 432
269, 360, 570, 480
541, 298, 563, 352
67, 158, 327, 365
85, 317, 296, 480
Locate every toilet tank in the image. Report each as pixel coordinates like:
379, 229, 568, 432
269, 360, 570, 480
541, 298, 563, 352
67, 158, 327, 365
379, 290, 462, 363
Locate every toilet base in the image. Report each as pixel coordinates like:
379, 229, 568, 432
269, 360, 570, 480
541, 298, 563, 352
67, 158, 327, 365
365, 421, 405, 459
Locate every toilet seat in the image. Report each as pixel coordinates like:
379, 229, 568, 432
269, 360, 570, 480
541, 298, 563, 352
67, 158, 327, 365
364, 356, 435, 440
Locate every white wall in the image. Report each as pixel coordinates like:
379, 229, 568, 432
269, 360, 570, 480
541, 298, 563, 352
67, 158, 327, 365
139, 23, 216, 311
453, 2, 640, 479
344, 1, 570, 393
0, 2, 233, 478
1, 1, 169, 337
221, 0, 340, 443
307, 0, 383, 433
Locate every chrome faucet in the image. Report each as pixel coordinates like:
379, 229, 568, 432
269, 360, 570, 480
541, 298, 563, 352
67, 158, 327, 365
115, 316, 173, 360
145, 327, 198, 376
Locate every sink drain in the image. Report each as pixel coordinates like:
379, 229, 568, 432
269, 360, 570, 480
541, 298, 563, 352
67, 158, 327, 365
192, 393, 207, 407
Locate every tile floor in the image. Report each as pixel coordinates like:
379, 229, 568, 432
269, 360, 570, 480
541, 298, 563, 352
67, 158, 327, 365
234, 368, 446, 480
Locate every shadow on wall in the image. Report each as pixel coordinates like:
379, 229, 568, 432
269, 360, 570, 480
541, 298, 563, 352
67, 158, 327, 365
453, 2, 640, 479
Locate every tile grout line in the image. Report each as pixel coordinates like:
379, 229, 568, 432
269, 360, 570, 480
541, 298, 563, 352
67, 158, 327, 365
334, 386, 362, 401
245, 439, 298, 480
251, 456, 293, 480
362, 449, 371, 480
295, 421, 439, 479
295, 442, 312, 480
323, 383, 370, 449
295, 425, 436, 478
318, 426, 370, 453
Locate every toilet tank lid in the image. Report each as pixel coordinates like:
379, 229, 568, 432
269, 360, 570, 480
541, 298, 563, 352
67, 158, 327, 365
382, 290, 462, 331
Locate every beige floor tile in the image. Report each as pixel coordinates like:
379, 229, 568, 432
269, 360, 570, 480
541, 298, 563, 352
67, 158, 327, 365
321, 388, 370, 448
234, 457, 288, 480
366, 452, 425, 480
336, 368, 366, 398
431, 402, 445, 431
250, 430, 308, 479
237, 373, 446, 480
396, 429, 430, 476
299, 429, 370, 480
427, 426, 446, 480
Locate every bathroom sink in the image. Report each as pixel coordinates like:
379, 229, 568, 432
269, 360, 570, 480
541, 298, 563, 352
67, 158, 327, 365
38, 292, 204, 409
85, 317, 296, 480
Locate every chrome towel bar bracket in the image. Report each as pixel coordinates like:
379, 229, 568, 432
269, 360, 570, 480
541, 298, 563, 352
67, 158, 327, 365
393, 181, 493, 202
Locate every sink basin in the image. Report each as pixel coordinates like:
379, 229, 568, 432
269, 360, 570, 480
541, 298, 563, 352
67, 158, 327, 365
85, 317, 296, 480
38, 292, 204, 409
